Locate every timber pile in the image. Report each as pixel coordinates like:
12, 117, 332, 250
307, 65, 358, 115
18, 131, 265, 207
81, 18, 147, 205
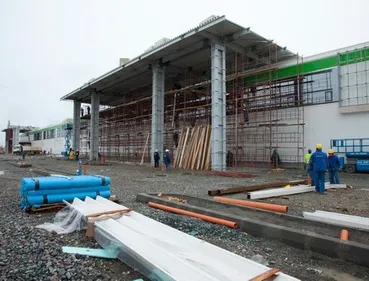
174, 125, 211, 170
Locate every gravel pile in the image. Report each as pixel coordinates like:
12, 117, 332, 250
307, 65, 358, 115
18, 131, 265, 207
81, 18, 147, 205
1, 156, 368, 281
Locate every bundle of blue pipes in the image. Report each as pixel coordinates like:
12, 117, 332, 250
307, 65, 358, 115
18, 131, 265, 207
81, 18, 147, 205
20, 175, 111, 209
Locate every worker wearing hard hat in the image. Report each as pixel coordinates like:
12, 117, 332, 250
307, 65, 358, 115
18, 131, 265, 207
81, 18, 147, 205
163, 149, 171, 172
304, 149, 312, 174
154, 149, 160, 168
327, 149, 341, 184
309, 144, 328, 193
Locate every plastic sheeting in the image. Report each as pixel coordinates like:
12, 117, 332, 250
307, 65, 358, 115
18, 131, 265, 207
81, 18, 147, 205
36, 205, 87, 234
38, 196, 300, 281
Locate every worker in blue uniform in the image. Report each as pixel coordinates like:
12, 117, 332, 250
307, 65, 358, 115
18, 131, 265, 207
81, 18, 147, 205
154, 149, 160, 168
163, 149, 171, 172
327, 149, 340, 184
309, 144, 328, 193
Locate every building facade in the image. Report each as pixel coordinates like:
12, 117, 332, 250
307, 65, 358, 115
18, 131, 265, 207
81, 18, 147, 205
61, 16, 369, 169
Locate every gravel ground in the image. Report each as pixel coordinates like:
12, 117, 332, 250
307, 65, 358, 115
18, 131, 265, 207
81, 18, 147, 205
1, 155, 369, 281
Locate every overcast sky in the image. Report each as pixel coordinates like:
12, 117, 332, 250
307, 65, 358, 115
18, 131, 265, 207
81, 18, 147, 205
0, 0, 368, 145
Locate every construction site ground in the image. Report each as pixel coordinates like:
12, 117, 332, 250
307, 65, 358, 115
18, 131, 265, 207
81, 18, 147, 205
1, 155, 369, 281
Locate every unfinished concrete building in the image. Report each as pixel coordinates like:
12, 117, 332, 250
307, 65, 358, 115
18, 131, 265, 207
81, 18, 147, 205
61, 16, 369, 171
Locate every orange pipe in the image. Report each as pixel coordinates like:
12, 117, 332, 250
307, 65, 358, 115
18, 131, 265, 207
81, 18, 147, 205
148, 202, 238, 229
214, 197, 288, 213
340, 229, 349, 241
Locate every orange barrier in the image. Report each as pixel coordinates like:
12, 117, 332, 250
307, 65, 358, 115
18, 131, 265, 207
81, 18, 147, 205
340, 229, 349, 241
214, 197, 288, 213
148, 202, 238, 229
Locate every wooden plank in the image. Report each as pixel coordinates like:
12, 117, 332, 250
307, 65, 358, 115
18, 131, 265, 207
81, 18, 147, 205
192, 126, 206, 170
140, 132, 150, 165
188, 126, 201, 169
249, 268, 280, 281
179, 127, 190, 168
200, 125, 211, 170
208, 179, 308, 196
196, 126, 206, 170
174, 128, 184, 167
86, 209, 132, 218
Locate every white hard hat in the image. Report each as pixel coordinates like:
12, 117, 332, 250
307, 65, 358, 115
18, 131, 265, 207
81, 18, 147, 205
155, 149, 158, 152
165, 149, 169, 152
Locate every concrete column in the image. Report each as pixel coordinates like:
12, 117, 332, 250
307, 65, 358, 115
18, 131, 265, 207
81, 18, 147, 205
90, 92, 100, 160
72, 100, 81, 151
211, 41, 227, 171
151, 63, 165, 164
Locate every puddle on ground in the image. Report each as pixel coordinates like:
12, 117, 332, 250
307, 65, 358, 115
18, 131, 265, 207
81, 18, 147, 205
0, 171, 4, 175
318, 267, 364, 281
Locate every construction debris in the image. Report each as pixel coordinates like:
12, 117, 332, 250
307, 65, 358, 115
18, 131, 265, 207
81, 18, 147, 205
157, 193, 187, 203
208, 180, 307, 196
10, 161, 32, 168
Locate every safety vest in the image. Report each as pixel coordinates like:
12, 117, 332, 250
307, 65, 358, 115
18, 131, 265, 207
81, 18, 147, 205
305, 153, 311, 164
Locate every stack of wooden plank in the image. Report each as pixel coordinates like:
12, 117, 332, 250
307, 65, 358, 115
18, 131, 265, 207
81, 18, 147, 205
174, 125, 211, 170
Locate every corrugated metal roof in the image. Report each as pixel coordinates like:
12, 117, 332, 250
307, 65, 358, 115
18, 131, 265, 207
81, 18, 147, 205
61, 16, 296, 105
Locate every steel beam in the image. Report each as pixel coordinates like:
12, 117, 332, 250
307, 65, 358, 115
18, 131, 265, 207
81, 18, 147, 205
211, 42, 226, 171
151, 63, 165, 164
90, 91, 100, 160
72, 100, 81, 152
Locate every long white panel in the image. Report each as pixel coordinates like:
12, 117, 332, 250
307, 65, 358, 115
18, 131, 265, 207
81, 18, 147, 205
70, 196, 299, 281
247, 183, 347, 199
303, 210, 369, 232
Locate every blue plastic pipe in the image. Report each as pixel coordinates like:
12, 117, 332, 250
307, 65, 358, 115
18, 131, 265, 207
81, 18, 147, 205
21, 190, 111, 209
21, 185, 110, 196
20, 175, 111, 192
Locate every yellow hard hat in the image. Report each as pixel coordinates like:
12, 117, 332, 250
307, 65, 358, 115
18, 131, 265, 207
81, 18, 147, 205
316, 144, 322, 149
328, 149, 334, 154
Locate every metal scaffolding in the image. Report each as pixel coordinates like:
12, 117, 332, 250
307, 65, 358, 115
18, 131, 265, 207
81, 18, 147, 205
79, 43, 304, 168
